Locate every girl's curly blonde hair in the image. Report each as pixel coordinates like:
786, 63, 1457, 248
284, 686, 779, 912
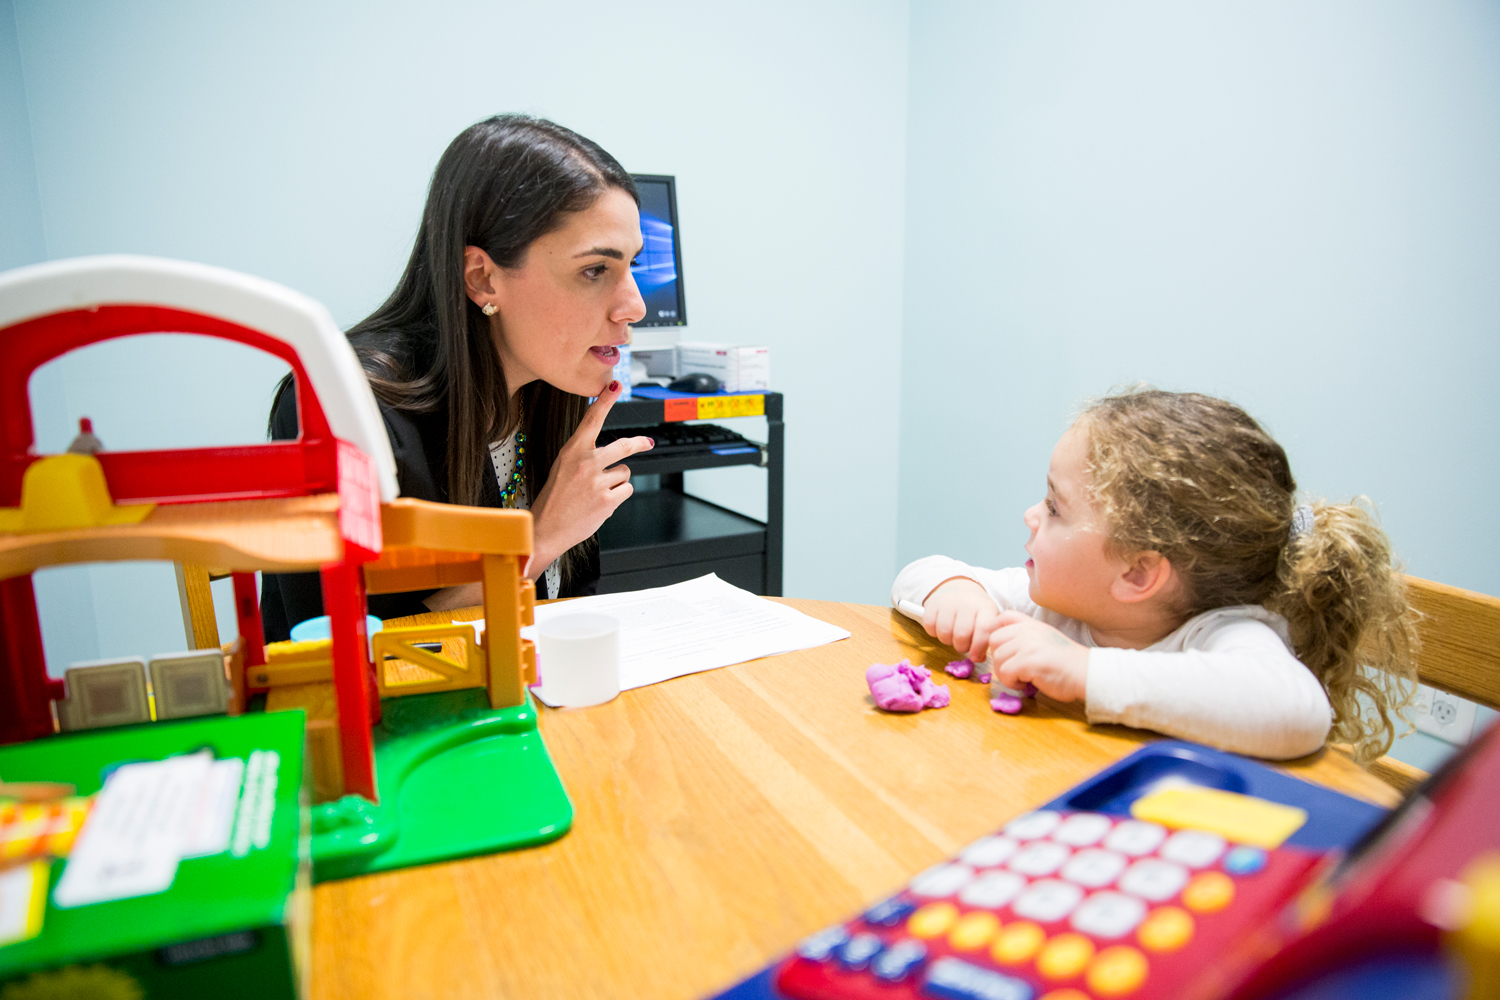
1081, 388, 1417, 763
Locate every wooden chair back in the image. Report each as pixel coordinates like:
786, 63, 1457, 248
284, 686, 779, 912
1357, 575, 1500, 793
1405, 576, 1500, 711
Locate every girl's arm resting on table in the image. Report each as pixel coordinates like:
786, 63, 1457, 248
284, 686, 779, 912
892, 557, 1033, 618
1085, 621, 1333, 760
892, 557, 1038, 662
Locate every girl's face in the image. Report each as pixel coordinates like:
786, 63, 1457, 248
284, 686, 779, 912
1022, 421, 1127, 621
488, 187, 647, 397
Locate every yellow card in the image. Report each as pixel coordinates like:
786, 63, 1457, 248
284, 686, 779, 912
1131, 787, 1307, 849
0, 860, 50, 946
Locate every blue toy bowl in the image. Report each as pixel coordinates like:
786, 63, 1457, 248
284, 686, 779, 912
290, 614, 384, 644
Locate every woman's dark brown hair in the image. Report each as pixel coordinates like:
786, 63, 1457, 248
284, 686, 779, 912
277, 114, 637, 585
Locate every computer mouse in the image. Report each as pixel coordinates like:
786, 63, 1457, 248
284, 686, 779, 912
668, 372, 721, 394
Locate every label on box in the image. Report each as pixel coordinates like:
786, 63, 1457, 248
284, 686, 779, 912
183, 757, 245, 858
230, 749, 281, 858
664, 395, 766, 422
53, 751, 214, 908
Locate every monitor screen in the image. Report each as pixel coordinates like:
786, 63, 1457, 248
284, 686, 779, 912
631, 174, 687, 328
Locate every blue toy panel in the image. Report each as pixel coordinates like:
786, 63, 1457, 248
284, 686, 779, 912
1266, 953, 1456, 1000
1042, 741, 1387, 852
702, 740, 1391, 1000
630, 385, 773, 400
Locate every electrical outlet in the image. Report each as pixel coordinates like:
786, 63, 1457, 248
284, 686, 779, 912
1412, 684, 1477, 745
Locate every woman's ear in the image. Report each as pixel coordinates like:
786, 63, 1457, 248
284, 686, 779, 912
1111, 550, 1176, 605
463, 246, 500, 305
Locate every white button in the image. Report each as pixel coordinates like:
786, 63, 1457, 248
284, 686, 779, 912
1012, 879, 1085, 922
1003, 810, 1062, 841
1160, 830, 1226, 868
960, 835, 1020, 869
1104, 820, 1167, 856
1060, 848, 1128, 888
909, 863, 975, 898
1008, 840, 1071, 877
1071, 891, 1148, 938
1118, 858, 1189, 902
1053, 813, 1112, 847
959, 870, 1028, 910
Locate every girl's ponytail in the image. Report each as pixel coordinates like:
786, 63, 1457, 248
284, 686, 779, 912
1266, 499, 1419, 763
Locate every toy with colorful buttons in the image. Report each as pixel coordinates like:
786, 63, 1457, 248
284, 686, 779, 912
775, 801, 1326, 1000
699, 741, 1392, 1000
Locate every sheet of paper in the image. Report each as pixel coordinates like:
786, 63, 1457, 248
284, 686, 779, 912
53, 751, 212, 908
462, 574, 850, 706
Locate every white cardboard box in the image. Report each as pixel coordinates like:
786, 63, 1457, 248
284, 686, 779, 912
675, 343, 770, 393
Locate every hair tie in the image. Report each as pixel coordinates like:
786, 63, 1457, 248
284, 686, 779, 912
1290, 504, 1315, 540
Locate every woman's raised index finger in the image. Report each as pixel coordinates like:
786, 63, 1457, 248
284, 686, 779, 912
572, 380, 623, 443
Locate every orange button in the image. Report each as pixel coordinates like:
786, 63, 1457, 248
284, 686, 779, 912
908, 901, 960, 938
1088, 945, 1149, 996
1037, 933, 1095, 980
949, 911, 1001, 951
1138, 906, 1195, 952
1183, 871, 1235, 913
991, 921, 1046, 965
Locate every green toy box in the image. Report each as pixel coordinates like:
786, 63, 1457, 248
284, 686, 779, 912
0, 711, 308, 1000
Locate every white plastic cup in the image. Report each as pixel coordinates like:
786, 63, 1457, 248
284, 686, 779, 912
536, 613, 621, 707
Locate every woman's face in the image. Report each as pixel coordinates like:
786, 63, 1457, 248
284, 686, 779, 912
482, 186, 647, 397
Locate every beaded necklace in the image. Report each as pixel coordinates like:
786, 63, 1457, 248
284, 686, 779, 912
499, 427, 526, 508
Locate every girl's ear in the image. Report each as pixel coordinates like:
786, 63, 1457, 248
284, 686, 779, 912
1111, 550, 1176, 605
463, 246, 500, 304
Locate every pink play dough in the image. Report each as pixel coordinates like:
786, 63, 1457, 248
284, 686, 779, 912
867, 659, 950, 712
990, 694, 1024, 715
942, 658, 1040, 714
944, 658, 994, 685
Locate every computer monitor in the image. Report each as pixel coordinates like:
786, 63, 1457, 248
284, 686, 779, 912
630, 174, 687, 328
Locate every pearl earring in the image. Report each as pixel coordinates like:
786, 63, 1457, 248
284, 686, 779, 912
481, 303, 498, 316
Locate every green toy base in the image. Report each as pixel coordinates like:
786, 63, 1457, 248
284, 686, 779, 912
309, 689, 572, 882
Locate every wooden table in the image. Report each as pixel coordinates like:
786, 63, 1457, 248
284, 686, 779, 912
311, 599, 1399, 1000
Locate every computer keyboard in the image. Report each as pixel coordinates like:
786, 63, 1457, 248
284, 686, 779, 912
597, 421, 760, 457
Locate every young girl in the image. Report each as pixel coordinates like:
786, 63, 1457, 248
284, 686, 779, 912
892, 388, 1416, 762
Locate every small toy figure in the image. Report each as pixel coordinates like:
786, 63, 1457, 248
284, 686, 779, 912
866, 659, 949, 712
66, 417, 103, 455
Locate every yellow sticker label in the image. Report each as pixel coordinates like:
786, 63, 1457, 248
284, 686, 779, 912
1130, 787, 1307, 849
694, 394, 766, 420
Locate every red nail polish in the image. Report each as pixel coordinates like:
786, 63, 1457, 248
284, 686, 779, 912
609, 380, 620, 392
648, 437, 655, 446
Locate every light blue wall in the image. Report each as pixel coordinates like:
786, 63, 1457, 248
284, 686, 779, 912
8, 2, 1496, 767
897, 0, 1500, 766
0, 0, 43, 269
8, 0, 911, 667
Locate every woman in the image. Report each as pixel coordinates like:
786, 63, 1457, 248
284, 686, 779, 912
261, 114, 654, 641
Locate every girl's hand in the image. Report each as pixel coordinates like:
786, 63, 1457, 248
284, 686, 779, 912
527, 381, 653, 579
922, 577, 1003, 660
985, 611, 1090, 702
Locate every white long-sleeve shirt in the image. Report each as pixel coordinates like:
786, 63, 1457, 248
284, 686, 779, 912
892, 555, 1333, 760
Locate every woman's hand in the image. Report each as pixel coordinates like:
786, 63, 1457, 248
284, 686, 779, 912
921, 577, 1003, 660
526, 380, 653, 579
985, 611, 1089, 702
